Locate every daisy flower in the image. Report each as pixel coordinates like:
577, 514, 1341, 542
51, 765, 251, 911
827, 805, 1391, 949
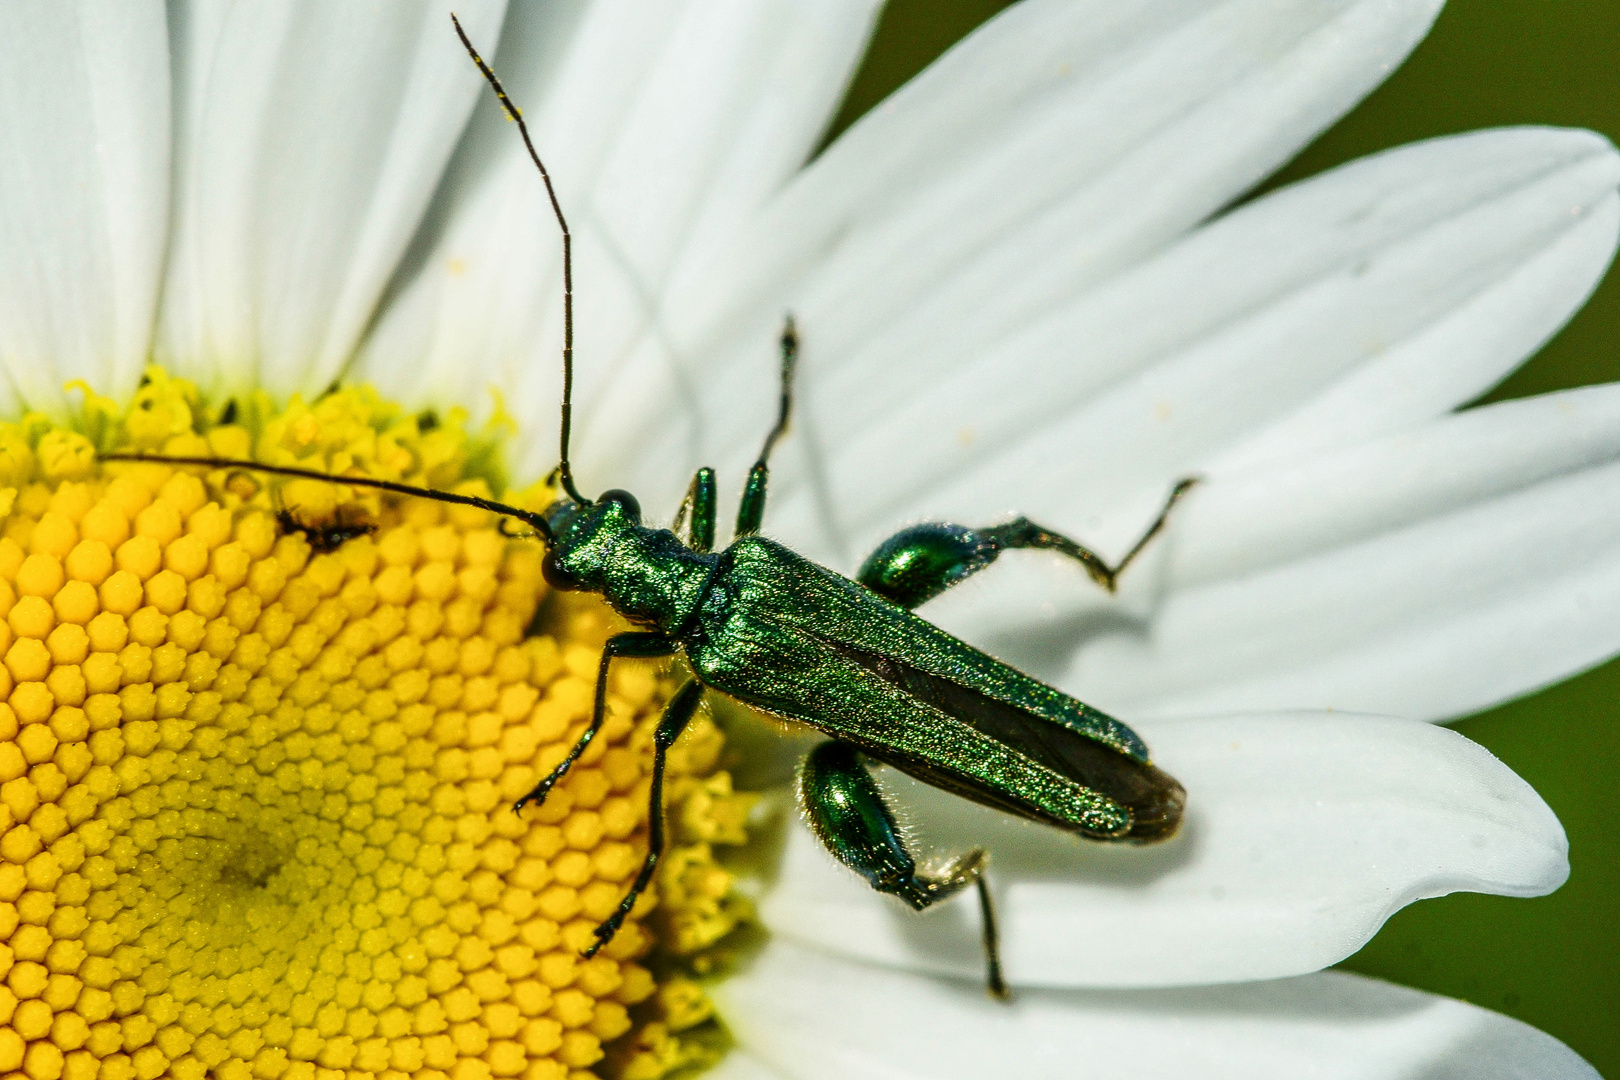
1, 2, 1615, 1079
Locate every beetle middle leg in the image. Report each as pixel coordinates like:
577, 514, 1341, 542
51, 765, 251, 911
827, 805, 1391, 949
858, 477, 1199, 609
799, 740, 1010, 999
514, 630, 675, 813
583, 678, 706, 957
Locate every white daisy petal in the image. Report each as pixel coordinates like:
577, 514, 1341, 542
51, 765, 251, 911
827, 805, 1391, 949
1071, 385, 1620, 719
769, 127, 1620, 560
632, 0, 1449, 512
784, 0, 1444, 350
156, 0, 505, 401
1151, 385, 1620, 592
355, 0, 882, 482
759, 714, 1564, 987
717, 941, 1598, 1080
0, 0, 169, 412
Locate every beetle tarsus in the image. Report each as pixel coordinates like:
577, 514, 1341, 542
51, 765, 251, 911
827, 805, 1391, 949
582, 912, 627, 959
511, 776, 559, 815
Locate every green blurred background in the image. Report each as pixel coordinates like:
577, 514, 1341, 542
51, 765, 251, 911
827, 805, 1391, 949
829, 1, 1619, 1072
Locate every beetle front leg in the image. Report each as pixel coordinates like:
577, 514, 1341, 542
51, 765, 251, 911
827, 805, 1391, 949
799, 740, 1009, 1000
514, 631, 675, 813
858, 477, 1198, 609
584, 678, 706, 957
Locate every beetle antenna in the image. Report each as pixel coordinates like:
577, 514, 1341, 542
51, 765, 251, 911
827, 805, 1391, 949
452, 13, 586, 505
755, 315, 798, 468
99, 453, 553, 543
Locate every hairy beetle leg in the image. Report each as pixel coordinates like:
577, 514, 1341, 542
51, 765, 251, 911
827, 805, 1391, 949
800, 740, 1011, 1000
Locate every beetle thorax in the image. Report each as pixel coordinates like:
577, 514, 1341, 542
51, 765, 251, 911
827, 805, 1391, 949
543, 498, 714, 631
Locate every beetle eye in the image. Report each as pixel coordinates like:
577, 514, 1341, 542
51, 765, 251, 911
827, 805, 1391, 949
597, 489, 641, 523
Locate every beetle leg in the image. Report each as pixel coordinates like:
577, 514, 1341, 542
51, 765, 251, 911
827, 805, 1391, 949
671, 467, 717, 552
583, 678, 705, 957
858, 477, 1199, 608
734, 316, 798, 539
799, 740, 1010, 1000
514, 631, 675, 814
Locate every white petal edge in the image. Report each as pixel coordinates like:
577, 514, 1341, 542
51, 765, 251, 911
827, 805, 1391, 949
758, 713, 1565, 987
156, 0, 505, 401
354, 0, 883, 480
0, 0, 169, 414
615, 0, 1449, 514
716, 941, 1599, 1080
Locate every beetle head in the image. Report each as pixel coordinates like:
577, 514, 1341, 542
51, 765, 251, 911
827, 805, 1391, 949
541, 490, 642, 592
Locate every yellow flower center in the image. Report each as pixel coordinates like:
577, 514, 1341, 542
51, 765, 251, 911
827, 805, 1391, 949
0, 374, 752, 1080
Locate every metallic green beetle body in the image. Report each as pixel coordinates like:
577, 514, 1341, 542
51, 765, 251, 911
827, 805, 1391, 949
546, 495, 1186, 841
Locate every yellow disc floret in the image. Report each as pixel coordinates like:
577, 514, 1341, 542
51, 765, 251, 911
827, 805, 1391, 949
0, 375, 752, 1080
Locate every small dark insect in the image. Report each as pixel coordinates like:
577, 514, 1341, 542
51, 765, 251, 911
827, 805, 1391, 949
275, 507, 377, 554
103, 15, 1195, 1002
